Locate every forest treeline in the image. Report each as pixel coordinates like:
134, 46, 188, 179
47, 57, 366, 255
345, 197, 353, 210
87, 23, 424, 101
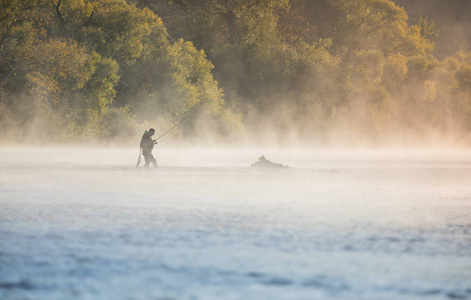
1, 0, 471, 146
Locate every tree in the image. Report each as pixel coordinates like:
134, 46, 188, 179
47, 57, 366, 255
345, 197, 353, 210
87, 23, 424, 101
333, 0, 434, 59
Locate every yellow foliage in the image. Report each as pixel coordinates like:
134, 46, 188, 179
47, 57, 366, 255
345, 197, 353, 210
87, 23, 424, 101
420, 80, 437, 102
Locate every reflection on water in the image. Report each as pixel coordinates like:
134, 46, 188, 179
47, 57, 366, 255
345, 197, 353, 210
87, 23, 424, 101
1, 148, 471, 299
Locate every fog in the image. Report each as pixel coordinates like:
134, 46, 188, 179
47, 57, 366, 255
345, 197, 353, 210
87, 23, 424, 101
3, 0, 471, 148
2, 0, 471, 298
1, 147, 471, 299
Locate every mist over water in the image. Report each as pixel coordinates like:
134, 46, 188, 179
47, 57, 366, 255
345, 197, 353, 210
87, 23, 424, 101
2, 0, 471, 148
2, 1, 471, 298
1, 147, 471, 299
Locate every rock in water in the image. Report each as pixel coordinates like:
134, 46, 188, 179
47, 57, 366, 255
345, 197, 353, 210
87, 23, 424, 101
251, 156, 289, 169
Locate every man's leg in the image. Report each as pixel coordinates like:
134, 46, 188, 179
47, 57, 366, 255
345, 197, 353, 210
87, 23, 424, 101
143, 152, 150, 168
150, 153, 157, 168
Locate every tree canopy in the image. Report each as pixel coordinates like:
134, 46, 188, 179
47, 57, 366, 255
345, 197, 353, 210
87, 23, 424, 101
0, 0, 240, 143
1, 0, 471, 146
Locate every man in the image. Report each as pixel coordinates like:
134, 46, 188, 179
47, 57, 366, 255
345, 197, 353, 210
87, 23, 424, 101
140, 128, 157, 168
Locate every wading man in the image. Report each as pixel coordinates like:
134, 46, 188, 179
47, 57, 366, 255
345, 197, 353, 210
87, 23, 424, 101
140, 128, 157, 168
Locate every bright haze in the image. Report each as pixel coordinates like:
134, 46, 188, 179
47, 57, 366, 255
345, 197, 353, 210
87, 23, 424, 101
1, 148, 471, 299
1, 1, 471, 300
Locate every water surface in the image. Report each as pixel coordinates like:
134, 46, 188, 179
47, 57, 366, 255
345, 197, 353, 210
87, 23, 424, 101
1, 148, 471, 300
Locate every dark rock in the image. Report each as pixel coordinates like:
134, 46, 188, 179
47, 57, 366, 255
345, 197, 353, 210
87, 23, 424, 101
251, 156, 289, 169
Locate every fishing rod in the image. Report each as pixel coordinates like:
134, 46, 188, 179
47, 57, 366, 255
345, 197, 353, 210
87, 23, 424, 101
155, 109, 198, 141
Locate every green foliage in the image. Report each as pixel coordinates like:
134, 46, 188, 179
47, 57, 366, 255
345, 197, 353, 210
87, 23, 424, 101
100, 106, 137, 141
2, 0, 471, 145
1, 0, 238, 143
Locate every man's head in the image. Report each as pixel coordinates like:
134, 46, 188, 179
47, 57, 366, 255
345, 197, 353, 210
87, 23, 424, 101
149, 128, 155, 136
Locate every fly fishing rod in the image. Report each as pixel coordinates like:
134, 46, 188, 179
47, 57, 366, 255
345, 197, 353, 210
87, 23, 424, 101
154, 109, 198, 141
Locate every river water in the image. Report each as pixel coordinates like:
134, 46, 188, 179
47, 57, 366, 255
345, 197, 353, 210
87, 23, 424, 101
1, 148, 470, 300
